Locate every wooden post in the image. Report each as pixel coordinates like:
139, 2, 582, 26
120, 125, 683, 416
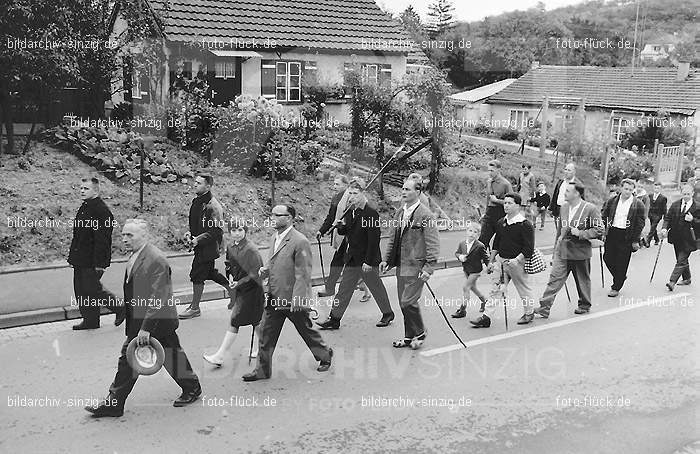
577, 98, 585, 144
601, 145, 610, 187
653, 138, 661, 183
540, 96, 549, 159
675, 143, 685, 188
139, 141, 145, 211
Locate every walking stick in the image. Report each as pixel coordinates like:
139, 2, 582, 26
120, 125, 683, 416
501, 264, 509, 331
564, 281, 572, 303
317, 238, 326, 283
599, 245, 605, 288
425, 281, 467, 349
329, 144, 406, 234
248, 325, 256, 365
650, 239, 664, 283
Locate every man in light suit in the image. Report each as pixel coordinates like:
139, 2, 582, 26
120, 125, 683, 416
535, 182, 604, 318
661, 184, 700, 290
243, 205, 333, 381
380, 179, 440, 350
549, 162, 583, 240
85, 219, 201, 417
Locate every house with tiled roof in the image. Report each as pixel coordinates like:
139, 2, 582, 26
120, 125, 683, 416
449, 79, 516, 125
484, 63, 700, 151
109, 0, 411, 122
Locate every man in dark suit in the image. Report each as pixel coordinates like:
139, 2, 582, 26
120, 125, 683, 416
68, 177, 124, 330
316, 177, 395, 330
316, 175, 350, 297
85, 219, 202, 417
535, 183, 604, 318
643, 182, 667, 247
601, 178, 646, 297
243, 205, 333, 381
380, 178, 440, 349
179, 173, 231, 319
549, 163, 583, 240
661, 184, 700, 290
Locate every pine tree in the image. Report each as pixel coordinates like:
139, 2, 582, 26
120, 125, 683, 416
399, 5, 425, 41
426, 0, 455, 39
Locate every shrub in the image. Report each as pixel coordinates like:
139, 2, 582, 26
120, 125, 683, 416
606, 154, 655, 185
498, 128, 520, 142
473, 123, 491, 136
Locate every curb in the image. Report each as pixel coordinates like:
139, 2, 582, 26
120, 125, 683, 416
0, 246, 555, 330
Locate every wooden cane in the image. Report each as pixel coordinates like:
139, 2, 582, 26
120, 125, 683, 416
599, 245, 605, 288
650, 239, 664, 283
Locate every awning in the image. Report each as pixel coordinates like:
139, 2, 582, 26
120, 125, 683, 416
209, 50, 263, 58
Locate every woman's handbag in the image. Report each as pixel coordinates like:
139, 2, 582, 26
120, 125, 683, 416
524, 248, 546, 274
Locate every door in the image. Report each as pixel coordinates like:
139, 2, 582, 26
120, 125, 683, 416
209, 57, 242, 106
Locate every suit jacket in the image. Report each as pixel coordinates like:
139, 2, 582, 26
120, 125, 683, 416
189, 191, 224, 262
384, 203, 440, 277
123, 243, 178, 339
336, 203, 382, 266
68, 197, 114, 269
555, 201, 604, 261
454, 240, 489, 274
265, 227, 313, 310
601, 194, 646, 244
648, 193, 668, 219
549, 177, 583, 217
663, 199, 700, 251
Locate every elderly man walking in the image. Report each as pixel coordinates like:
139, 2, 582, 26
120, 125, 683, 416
380, 178, 440, 349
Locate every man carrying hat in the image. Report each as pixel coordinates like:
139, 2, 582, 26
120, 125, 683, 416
85, 219, 201, 417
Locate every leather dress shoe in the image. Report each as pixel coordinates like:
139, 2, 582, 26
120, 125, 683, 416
451, 307, 466, 318
114, 310, 126, 327
666, 282, 675, 292
85, 396, 123, 417
533, 307, 550, 319
317, 348, 333, 372
608, 289, 620, 297
242, 371, 269, 382
317, 289, 336, 297
574, 307, 590, 314
178, 308, 201, 319
677, 279, 692, 286
479, 301, 486, 313
73, 322, 99, 330
517, 313, 534, 325
316, 317, 340, 330
470, 315, 491, 328
173, 385, 202, 407
376, 312, 394, 327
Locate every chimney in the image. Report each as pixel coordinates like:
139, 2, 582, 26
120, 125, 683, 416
531, 61, 540, 70
676, 61, 690, 81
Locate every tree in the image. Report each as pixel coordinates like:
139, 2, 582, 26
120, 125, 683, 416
399, 5, 425, 42
426, 0, 455, 40
0, 0, 79, 156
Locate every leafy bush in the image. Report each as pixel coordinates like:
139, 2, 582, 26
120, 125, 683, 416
41, 125, 194, 184
473, 123, 491, 135
606, 154, 655, 185
111, 102, 133, 121
498, 128, 520, 141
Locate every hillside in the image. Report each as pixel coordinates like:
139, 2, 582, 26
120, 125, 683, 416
416, 0, 699, 88
0, 136, 606, 267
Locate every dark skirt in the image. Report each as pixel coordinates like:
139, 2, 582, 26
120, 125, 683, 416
230, 282, 265, 328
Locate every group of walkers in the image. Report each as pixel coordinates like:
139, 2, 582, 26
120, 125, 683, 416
66, 161, 699, 418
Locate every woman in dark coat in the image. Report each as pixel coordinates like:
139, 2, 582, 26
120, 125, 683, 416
203, 220, 264, 367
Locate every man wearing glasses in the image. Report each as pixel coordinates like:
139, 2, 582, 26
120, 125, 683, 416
243, 205, 333, 381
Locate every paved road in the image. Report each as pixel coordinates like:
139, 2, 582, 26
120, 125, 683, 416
1, 243, 697, 453
0, 221, 561, 315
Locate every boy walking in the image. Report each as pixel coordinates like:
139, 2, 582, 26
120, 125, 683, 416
531, 181, 551, 231
452, 223, 489, 318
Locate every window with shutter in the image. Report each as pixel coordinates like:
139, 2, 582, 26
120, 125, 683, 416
379, 64, 392, 86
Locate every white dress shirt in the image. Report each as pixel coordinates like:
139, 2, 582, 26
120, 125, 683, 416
681, 199, 693, 214
403, 200, 421, 220
126, 243, 147, 280
557, 179, 575, 207
274, 225, 293, 253
612, 196, 633, 229
567, 201, 583, 224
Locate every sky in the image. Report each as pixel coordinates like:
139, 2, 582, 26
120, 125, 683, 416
379, 0, 590, 22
